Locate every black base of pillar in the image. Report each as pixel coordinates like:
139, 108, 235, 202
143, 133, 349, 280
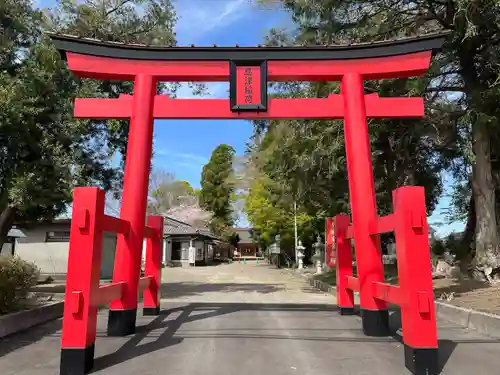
143, 306, 160, 316
339, 307, 357, 315
360, 308, 390, 337
60, 343, 95, 375
404, 344, 439, 375
107, 308, 137, 336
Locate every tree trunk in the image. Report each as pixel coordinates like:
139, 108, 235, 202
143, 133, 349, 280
457, 193, 475, 273
0, 205, 17, 252
471, 121, 499, 282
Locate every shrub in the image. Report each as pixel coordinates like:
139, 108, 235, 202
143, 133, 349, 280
0, 256, 40, 314
430, 238, 447, 257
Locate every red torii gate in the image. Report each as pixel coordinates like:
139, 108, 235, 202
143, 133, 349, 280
49, 32, 446, 375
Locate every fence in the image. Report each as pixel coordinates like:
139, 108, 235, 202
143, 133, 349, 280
59, 187, 164, 375
333, 186, 438, 375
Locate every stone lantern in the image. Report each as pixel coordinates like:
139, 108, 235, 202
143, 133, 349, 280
313, 235, 324, 274
296, 240, 305, 270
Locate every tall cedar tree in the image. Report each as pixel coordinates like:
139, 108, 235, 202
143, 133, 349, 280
200, 144, 236, 236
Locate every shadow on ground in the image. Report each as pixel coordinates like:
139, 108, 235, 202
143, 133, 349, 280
0, 319, 63, 358
89, 302, 500, 374
160, 282, 283, 298
90, 303, 353, 372
3, 296, 500, 375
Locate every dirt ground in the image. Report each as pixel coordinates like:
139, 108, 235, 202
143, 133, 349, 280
433, 277, 500, 315
315, 269, 500, 315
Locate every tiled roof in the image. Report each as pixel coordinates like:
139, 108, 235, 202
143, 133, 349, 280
46, 31, 449, 50
233, 228, 254, 243
46, 32, 450, 61
163, 216, 217, 239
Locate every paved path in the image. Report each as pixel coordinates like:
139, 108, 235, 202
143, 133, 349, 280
1, 263, 500, 375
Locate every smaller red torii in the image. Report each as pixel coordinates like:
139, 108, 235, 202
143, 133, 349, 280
331, 186, 438, 375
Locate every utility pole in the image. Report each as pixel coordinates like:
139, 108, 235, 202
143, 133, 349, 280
294, 201, 298, 263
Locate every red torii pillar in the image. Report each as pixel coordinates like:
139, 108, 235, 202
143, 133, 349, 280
343, 73, 389, 335
106, 74, 157, 335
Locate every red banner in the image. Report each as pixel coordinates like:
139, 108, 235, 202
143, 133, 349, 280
325, 217, 336, 266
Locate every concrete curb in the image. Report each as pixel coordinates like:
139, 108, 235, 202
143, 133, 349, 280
290, 269, 500, 337
0, 301, 64, 338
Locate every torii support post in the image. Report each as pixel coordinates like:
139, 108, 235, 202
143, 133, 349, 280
59, 185, 165, 375
60, 188, 105, 375
332, 186, 438, 375
142, 215, 164, 316
333, 214, 356, 315
325, 217, 336, 268
393, 187, 438, 374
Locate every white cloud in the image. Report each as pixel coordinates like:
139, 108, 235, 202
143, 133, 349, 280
174, 0, 253, 43
155, 148, 208, 165
174, 161, 205, 170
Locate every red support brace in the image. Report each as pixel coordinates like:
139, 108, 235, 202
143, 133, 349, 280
60, 187, 105, 375
143, 225, 156, 239
392, 186, 438, 374
334, 215, 356, 315
371, 282, 401, 306
93, 283, 125, 307
142, 215, 164, 315
345, 275, 360, 292
101, 214, 131, 234
370, 214, 395, 235
345, 225, 354, 240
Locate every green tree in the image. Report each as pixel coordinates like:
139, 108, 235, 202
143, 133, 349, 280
0, 0, 178, 248
147, 168, 198, 214
200, 144, 236, 235
243, 170, 314, 250
259, 0, 500, 280
227, 232, 240, 248
45, 0, 179, 166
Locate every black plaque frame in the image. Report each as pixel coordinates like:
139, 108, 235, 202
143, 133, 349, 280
229, 60, 268, 112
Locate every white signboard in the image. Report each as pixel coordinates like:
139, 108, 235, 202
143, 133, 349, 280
188, 246, 196, 264
270, 243, 281, 254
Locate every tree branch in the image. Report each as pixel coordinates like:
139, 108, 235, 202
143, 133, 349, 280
426, 86, 465, 93
106, 0, 133, 17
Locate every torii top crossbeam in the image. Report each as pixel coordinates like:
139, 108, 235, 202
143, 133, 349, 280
49, 32, 446, 81
48, 32, 447, 120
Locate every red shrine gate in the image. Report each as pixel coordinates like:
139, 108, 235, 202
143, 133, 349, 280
48, 32, 446, 375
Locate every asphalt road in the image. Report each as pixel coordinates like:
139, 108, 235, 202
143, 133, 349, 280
1, 263, 499, 375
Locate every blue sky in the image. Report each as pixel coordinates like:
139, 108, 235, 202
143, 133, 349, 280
36, 0, 463, 235
151, 0, 292, 191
